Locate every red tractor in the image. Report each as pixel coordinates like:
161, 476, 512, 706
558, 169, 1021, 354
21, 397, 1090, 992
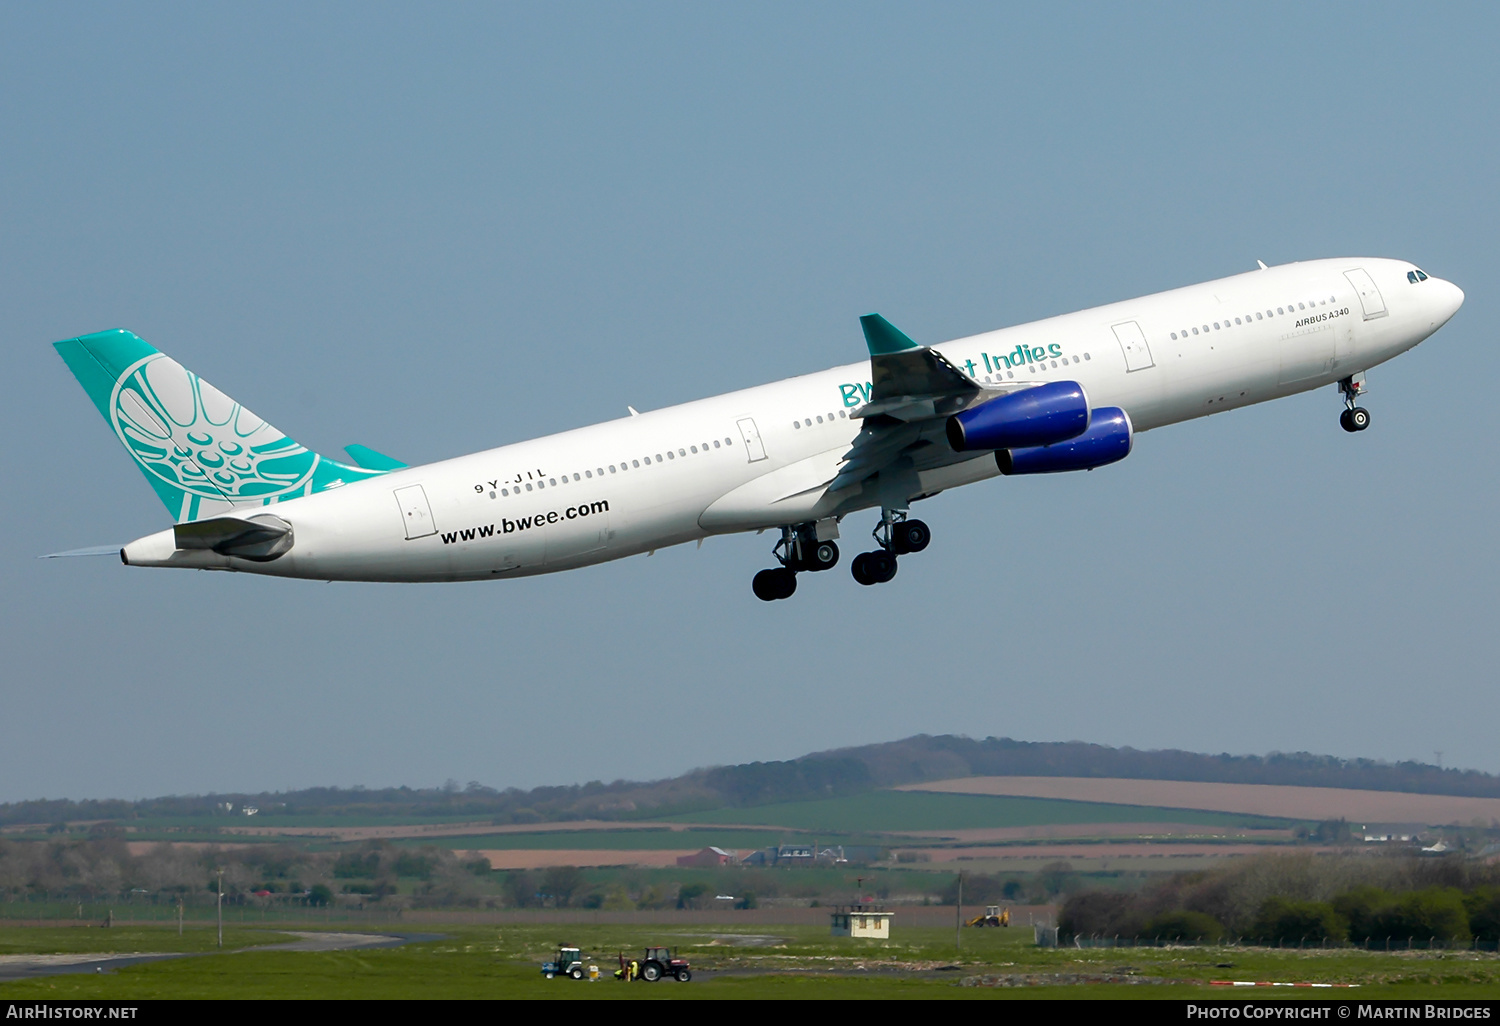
615, 946, 691, 982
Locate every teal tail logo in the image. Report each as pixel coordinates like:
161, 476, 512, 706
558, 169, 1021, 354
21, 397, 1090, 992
54, 329, 390, 522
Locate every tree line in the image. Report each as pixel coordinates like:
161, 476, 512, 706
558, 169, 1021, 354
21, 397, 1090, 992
1057, 852, 1500, 946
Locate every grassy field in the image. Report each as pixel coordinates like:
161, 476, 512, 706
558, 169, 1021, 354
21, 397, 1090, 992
667, 790, 1290, 833
1, 921, 1496, 1000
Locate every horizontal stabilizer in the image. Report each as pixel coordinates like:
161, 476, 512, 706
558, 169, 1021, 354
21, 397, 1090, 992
344, 444, 408, 471
174, 514, 294, 562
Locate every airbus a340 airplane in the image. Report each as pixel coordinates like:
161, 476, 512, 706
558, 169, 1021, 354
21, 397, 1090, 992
52, 257, 1462, 600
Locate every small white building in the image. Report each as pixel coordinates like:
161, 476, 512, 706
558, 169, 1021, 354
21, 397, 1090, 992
830, 904, 893, 939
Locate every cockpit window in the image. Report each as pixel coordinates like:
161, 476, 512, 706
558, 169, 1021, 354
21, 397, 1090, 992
1408, 269, 1429, 283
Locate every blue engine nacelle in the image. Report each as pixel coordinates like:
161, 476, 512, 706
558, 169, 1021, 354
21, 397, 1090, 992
996, 406, 1133, 475
946, 380, 1090, 452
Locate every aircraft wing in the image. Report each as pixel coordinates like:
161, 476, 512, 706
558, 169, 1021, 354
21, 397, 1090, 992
829, 315, 1012, 494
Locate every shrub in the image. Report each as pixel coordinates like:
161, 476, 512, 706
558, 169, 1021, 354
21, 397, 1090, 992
1144, 910, 1225, 942
307, 884, 332, 907
1463, 887, 1500, 943
1059, 890, 1146, 940
1333, 886, 1393, 943
1252, 898, 1347, 945
1374, 889, 1470, 946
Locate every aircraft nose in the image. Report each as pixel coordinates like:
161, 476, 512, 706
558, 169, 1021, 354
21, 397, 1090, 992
1435, 278, 1465, 323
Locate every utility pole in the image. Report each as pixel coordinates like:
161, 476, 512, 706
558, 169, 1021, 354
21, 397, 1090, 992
177, 897, 183, 937
216, 870, 224, 949
954, 876, 966, 954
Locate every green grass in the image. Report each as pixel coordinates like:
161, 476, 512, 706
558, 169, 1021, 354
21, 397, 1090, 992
1, 922, 1496, 1000
667, 790, 1289, 833
0, 925, 291, 954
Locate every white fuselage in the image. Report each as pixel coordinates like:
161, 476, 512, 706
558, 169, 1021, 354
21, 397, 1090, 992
122, 258, 1464, 582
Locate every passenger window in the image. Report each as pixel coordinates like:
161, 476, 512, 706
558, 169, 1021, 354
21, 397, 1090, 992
838, 411, 847, 418
816, 415, 823, 423
656, 454, 662, 462
632, 460, 639, 468
793, 421, 800, 429
690, 445, 698, 454
713, 440, 720, 448
501, 488, 509, 496
1083, 354, 1090, 361
1171, 332, 1177, 340
609, 465, 616, 473
1008, 369, 1015, 376
525, 483, 533, 491
574, 473, 580, 481
585, 470, 592, 478
725, 437, 733, 445
804, 418, 812, 427
1213, 322, 1219, 330
1192, 327, 1199, 335
549, 478, 556, 486
1234, 317, 1242, 325
1276, 307, 1284, 315
667, 451, 674, 460
1256, 312, 1262, 320
679, 448, 686, 457
597, 468, 604, 476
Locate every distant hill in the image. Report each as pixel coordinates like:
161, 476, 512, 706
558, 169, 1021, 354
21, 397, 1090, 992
3, 734, 1496, 828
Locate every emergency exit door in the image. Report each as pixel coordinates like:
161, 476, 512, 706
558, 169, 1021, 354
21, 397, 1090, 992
393, 484, 437, 539
737, 417, 768, 462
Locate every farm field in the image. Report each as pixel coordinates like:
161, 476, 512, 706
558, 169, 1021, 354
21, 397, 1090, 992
1, 922, 1496, 1000
902, 778, 1500, 824
666, 789, 1290, 833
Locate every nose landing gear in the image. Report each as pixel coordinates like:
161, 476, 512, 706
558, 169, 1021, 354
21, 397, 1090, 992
1339, 374, 1370, 433
851, 509, 929, 587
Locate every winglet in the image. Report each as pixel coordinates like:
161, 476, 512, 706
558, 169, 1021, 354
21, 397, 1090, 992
344, 444, 408, 471
860, 314, 921, 355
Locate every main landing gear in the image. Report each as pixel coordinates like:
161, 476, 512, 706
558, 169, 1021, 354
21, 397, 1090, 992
850, 510, 929, 587
752, 524, 839, 601
1339, 374, 1370, 433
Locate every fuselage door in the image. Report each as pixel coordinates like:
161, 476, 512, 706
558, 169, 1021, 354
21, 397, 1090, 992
1344, 268, 1388, 320
1111, 321, 1155, 372
737, 417, 768, 462
393, 484, 437, 539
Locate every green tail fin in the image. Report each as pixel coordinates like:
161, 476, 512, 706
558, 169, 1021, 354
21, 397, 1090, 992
343, 444, 408, 471
859, 314, 921, 356
54, 329, 392, 522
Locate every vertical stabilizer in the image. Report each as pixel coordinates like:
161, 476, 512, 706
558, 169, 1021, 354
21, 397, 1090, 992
54, 329, 389, 522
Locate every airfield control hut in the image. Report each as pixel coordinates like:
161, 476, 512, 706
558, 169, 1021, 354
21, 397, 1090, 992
829, 904, 893, 939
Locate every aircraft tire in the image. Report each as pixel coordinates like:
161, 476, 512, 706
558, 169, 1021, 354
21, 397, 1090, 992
753, 569, 782, 601
806, 540, 839, 571
1350, 407, 1370, 431
1340, 409, 1357, 432
867, 550, 897, 584
893, 520, 930, 554
851, 552, 875, 586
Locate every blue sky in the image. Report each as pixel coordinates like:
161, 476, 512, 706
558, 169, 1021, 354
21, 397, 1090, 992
3, 3, 1496, 801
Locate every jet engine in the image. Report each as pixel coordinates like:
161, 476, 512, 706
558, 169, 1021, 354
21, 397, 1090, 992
946, 380, 1089, 452
996, 406, 1132, 475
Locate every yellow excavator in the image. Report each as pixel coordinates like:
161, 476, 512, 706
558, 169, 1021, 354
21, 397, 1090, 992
965, 905, 1010, 927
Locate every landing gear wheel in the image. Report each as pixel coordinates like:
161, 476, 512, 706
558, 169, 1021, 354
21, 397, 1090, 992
867, 549, 897, 583
1340, 409, 1355, 432
1349, 407, 1370, 431
891, 519, 930, 554
752, 567, 797, 601
851, 552, 875, 586
801, 540, 839, 572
